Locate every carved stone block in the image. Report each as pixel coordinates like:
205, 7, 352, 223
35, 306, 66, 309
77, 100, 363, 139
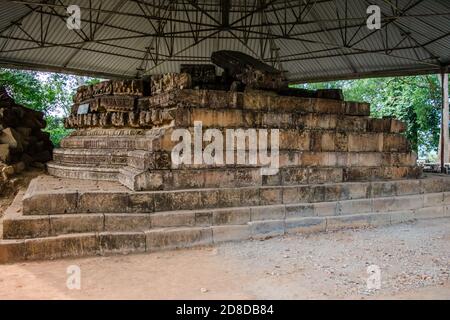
99, 96, 135, 112
151, 73, 192, 95
92, 81, 113, 97
112, 79, 145, 96
74, 85, 93, 103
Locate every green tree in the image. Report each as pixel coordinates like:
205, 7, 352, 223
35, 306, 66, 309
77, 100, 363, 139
0, 69, 99, 146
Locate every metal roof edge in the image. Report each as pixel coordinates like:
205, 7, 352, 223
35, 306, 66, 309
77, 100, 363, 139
0, 58, 134, 79
289, 66, 445, 84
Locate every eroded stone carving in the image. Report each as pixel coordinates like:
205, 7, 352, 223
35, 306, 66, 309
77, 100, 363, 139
112, 79, 146, 96
92, 81, 113, 97
99, 96, 135, 112
151, 73, 192, 95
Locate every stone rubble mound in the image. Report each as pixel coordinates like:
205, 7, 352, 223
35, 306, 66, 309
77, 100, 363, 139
0, 87, 52, 188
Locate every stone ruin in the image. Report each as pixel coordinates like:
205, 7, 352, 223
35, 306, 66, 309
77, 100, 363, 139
6, 51, 448, 264
49, 50, 420, 191
0, 87, 52, 191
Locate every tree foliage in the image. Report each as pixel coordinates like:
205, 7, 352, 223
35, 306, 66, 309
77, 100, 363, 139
0, 69, 99, 146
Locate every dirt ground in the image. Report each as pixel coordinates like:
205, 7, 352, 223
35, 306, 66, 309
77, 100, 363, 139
0, 217, 448, 300
0, 168, 44, 217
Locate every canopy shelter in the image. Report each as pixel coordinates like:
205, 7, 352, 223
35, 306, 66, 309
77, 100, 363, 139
0, 0, 448, 81
0, 0, 449, 169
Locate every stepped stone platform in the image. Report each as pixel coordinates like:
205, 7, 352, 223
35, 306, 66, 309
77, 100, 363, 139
1, 174, 449, 263
48, 87, 420, 191
0, 55, 433, 263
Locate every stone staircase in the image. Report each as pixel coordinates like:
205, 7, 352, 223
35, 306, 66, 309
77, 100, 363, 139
1, 174, 449, 263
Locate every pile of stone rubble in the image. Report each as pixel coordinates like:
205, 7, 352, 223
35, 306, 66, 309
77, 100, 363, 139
0, 87, 52, 188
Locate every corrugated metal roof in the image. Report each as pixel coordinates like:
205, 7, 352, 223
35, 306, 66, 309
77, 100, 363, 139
0, 0, 448, 82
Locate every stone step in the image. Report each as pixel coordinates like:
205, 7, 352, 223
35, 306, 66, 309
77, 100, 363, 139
22, 174, 442, 216
2, 207, 448, 263
50, 162, 420, 191
5, 186, 450, 239
53, 148, 417, 170
47, 162, 119, 181
60, 133, 158, 151
139, 89, 372, 116
53, 148, 128, 167
169, 106, 405, 133
69, 105, 396, 133
61, 128, 411, 154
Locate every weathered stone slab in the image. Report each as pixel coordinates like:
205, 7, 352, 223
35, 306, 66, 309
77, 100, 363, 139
337, 198, 373, 215
25, 234, 98, 260
443, 192, 450, 205
212, 225, 250, 243
260, 187, 282, 205
99, 96, 136, 112
249, 220, 285, 239
383, 134, 409, 152
145, 227, 212, 251
372, 195, 423, 212
423, 193, 443, 207
285, 204, 314, 218
151, 211, 195, 228
326, 214, 371, 231
23, 191, 78, 215
212, 207, 250, 225
421, 177, 445, 193
285, 217, 326, 234
78, 192, 129, 213
104, 214, 151, 232
239, 188, 260, 206
0, 240, 26, 263
282, 187, 301, 204
211, 50, 285, 90
3, 215, 50, 239
395, 179, 421, 196
413, 206, 445, 219
348, 133, 383, 152
250, 205, 285, 221
50, 214, 104, 235
345, 101, 370, 116
308, 168, 343, 184
99, 232, 146, 253
195, 211, 212, 227
314, 202, 337, 217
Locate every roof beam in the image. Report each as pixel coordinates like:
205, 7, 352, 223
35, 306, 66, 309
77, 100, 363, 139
221, 0, 231, 28
0, 56, 133, 79
62, 0, 128, 67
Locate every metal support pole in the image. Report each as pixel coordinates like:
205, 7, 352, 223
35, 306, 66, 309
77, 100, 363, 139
440, 71, 449, 173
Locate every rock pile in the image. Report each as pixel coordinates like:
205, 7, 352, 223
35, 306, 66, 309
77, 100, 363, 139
0, 87, 53, 185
